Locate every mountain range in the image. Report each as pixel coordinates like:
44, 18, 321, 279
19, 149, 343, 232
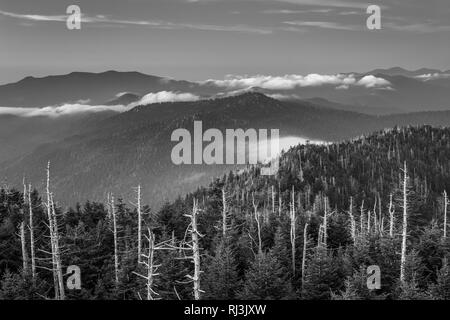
2, 88, 450, 208
1, 67, 450, 113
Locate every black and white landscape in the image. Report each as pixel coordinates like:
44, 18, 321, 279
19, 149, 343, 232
0, 0, 450, 301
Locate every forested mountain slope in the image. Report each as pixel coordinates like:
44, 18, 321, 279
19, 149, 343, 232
1, 125, 450, 300
2, 93, 450, 208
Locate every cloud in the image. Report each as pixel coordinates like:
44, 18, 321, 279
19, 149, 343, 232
356, 75, 391, 88
415, 73, 450, 81
266, 93, 302, 100
284, 20, 359, 31
0, 10, 270, 34
383, 22, 450, 33
202, 74, 391, 90
128, 91, 201, 108
0, 104, 129, 118
0, 91, 202, 118
192, 0, 368, 9
115, 92, 134, 97
262, 9, 333, 14
0, 10, 67, 21
274, 0, 368, 9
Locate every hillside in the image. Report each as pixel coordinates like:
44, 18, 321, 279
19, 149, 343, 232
1, 125, 450, 300
2, 93, 450, 208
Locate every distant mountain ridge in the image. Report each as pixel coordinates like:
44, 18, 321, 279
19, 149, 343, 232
1, 67, 449, 114
363, 67, 445, 77
0, 71, 209, 108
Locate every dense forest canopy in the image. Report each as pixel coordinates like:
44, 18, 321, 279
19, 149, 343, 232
1, 125, 450, 300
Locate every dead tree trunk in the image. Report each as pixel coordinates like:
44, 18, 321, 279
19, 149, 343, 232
46, 162, 60, 299
348, 197, 356, 243
252, 193, 262, 255
134, 228, 188, 300
317, 224, 324, 248
111, 194, 119, 286
20, 181, 29, 275
290, 186, 296, 276
28, 184, 36, 281
136, 185, 142, 263
145, 231, 155, 300
222, 188, 229, 238
301, 222, 308, 291
50, 194, 65, 300
444, 190, 448, 239
400, 162, 409, 283
278, 182, 282, 216
323, 197, 328, 247
389, 193, 395, 237
360, 200, 365, 236
373, 197, 378, 235
271, 185, 275, 214
19, 216, 28, 274
184, 198, 204, 300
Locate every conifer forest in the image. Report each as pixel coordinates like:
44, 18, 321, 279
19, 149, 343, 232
1, 125, 450, 300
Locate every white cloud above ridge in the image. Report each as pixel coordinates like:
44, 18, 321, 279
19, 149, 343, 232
0, 104, 129, 118
415, 73, 450, 81
201, 74, 392, 90
0, 91, 203, 118
128, 91, 200, 108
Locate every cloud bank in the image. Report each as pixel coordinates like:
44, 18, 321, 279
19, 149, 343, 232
128, 91, 200, 108
0, 91, 202, 118
415, 73, 450, 81
202, 74, 391, 90
0, 104, 129, 118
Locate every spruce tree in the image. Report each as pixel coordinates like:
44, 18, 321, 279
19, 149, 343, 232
238, 251, 294, 300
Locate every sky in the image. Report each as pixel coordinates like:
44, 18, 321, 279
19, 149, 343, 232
0, 0, 449, 84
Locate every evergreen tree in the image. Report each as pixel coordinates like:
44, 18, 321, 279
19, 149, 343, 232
238, 251, 294, 300
202, 241, 240, 299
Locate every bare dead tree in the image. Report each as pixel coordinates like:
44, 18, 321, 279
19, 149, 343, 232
131, 185, 143, 263
290, 186, 296, 276
28, 184, 36, 280
323, 197, 328, 247
444, 190, 448, 239
134, 229, 157, 300
134, 228, 189, 300
400, 161, 409, 283
271, 185, 275, 214
389, 193, 395, 237
301, 222, 308, 291
221, 187, 230, 238
347, 197, 356, 243
44, 162, 65, 300
20, 180, 29, 275
360, 200, 365, 236
106, 192, 112, 221
373, 197, 378, 235
278, 182, 282, 216
110, 194, 120, 286
49, 194, 65, 300
378, 194, 383, 236
252, 193, 262, 255
183, 198, 204, 300
46, 164, 59, 298
317, 224, 324, 248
